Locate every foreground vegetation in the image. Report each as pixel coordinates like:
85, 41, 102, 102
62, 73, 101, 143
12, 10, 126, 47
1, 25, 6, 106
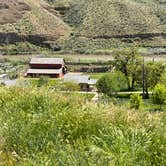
0, 87, 165, 165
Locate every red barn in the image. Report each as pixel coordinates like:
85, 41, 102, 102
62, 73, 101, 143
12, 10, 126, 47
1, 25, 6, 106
26, 58, 66, 78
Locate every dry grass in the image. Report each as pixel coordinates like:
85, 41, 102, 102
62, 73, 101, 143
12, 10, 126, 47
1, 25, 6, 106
0, 0, 31, 24
65, 0, 165, 35
0, 0, 165, 52
0, 0, 70, 38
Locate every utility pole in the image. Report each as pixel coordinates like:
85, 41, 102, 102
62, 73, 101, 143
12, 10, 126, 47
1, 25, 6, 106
145, 70, 149, 99
142, 57, 146, 99
142, 57, 149, 99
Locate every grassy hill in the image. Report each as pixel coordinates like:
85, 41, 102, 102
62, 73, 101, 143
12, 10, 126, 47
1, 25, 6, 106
0, 0, 166, 53
0, 0, 70, 40
48, 0, 166, 52
48, 0, 165, 35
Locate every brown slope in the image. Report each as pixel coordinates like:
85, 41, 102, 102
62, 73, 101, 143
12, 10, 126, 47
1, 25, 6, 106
0, 0, 71, 46
0, 0, 31, 24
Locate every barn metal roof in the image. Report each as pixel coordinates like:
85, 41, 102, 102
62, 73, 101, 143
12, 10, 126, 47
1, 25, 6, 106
88, 79, 97, 85
64, 75, 89, 84
27, 69, 62, 74
30, 58, 64, 65
64, 74, 97, 85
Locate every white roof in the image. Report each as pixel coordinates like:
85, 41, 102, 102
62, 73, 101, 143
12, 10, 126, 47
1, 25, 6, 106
30, 58, 64, 65
27, 69, 62, 74
64, 75, 89, 84
64, 74, 97, 85
88, 79, 97, 85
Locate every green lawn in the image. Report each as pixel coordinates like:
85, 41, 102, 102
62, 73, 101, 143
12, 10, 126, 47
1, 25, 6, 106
115, 98, 166, 111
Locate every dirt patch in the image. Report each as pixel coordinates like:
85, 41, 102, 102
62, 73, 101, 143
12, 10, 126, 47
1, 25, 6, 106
0, 0, 31, 24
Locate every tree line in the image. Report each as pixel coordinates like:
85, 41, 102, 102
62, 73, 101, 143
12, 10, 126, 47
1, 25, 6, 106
96, 48, 166, 110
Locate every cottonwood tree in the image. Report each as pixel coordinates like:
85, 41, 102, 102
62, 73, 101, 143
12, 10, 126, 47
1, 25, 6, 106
111, 48, 142, 91
143, 62, 166, 98
152, 84, 166, 111
96, 72, 127, 97
160, 72, 166, 86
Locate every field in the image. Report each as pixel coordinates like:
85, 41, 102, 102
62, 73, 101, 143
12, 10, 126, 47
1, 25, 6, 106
114, 97, 166, 111
0, 87, 165, 165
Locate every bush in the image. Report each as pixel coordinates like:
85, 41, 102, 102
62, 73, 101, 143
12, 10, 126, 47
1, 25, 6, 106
130, 94, 143, 110
160, 72, 166, 86
151, 84, 166, 110
0, 42, 45, 55
8, 71, 18, 80
96, 72, 127, 97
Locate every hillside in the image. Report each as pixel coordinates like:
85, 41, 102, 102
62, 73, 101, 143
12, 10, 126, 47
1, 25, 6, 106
0, 0, 70, 47
61, 0, 166, 51
47, 0, 166, 35
65, 0, 165, 35
0, 0, 166, 53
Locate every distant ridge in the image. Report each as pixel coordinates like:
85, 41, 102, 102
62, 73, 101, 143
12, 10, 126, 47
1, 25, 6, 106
0, 0, 165, 51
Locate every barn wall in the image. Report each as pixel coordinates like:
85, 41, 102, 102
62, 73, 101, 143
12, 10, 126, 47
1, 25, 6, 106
30, 64, 62, 69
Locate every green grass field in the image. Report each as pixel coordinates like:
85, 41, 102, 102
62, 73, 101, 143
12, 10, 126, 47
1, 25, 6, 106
0, 87, 165, 165
115, 98, 166, 111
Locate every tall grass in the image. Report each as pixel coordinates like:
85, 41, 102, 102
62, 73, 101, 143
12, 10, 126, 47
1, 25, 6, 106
0, 87, 165, 165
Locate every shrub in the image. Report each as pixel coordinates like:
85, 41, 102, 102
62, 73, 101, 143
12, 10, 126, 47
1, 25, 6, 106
8, 71, 18, 80
151, 84, 166, 110
130, 93, 143, 110
96, 72, 127, 97
160, 72, 166, 86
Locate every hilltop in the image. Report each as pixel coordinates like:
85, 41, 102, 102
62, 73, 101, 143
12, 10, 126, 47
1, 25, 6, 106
0, 0, 166, 53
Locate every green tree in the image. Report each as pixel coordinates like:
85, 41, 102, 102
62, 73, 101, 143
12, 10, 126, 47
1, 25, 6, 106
143, 62, 166, 98
134, 61, 166, 99
160, 72, 166, 86
111, 48, 142, 90
151, 84, 166, 110
145, 62, 165, 88
96, 72, 127, 97
130, 94, 143, 110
